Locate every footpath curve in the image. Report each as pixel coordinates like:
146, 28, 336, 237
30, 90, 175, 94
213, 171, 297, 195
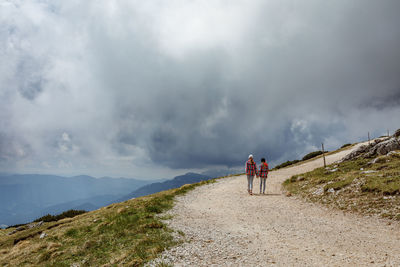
149, 143, 400, 266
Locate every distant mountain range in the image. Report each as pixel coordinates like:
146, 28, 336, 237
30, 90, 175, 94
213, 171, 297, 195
0, 174, 152, 226
117, 172, 212, 202
0, 172, 219, 227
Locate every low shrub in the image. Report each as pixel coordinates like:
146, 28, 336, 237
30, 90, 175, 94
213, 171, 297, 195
34, 209, 87, 223
274, 160, 300, 170
302, 151, 323, 161
341, 143, 352, 149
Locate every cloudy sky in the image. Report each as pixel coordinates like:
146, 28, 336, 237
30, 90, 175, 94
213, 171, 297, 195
1, 0, 399, 179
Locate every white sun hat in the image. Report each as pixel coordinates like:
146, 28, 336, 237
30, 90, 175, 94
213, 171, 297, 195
248, 154, 253, 159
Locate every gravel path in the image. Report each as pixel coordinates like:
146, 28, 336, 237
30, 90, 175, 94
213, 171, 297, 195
148, 143, 400, 266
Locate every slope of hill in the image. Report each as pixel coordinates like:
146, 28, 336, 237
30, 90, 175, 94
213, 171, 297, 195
283, 133, 400, 221
0, 179, 216, 266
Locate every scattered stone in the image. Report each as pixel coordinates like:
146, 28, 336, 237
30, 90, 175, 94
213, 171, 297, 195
7, 226, 26, 235
16, 226, 25, 231
383, 196, 394, 200
39, 232, 47, 239
361, 170, 377, 174
313, 188, 324, 196
28, 221, 43, 229
286, 192, 292, 197
369, 156, 387, 164
327, 188, 335, 194
7, 230, 17, 235
330, 168, 338, 172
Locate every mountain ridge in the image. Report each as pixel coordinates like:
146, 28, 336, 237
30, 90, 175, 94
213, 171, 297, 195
0, 174, 151, 226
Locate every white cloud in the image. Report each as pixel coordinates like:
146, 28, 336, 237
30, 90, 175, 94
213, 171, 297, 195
0, 0, 399, 178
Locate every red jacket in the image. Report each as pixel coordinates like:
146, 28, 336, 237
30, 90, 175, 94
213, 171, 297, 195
245, 160, 258, 176
259, 162, 269, 178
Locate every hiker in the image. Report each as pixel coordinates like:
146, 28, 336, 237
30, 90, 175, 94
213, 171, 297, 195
245, 154, 258, 195
258, 158, 269, 194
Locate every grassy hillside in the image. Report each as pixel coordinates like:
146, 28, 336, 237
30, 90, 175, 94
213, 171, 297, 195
0, 178, 219, 266
283, 150, 400, 221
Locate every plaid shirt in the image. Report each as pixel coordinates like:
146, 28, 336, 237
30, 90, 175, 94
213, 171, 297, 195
245, 160, 258, 176
258, 162, 269, 178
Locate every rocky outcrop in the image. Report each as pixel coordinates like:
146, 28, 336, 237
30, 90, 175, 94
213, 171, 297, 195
375, 137, 400, 155
394, 128, 400, 138
341, 129, 400, 162
7, 221, 43, 235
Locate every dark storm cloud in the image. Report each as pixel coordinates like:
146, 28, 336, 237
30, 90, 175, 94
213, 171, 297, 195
0, 0, 399, 178
16, 58, 45, 100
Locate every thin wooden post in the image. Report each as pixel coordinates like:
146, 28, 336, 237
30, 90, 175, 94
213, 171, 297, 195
368, 132, 370, 144
322, 143, 326, 168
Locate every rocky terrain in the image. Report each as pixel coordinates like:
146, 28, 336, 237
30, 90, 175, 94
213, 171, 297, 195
341, 129, 400, 161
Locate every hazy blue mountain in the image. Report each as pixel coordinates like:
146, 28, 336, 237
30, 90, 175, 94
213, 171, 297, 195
117, 172, 212, 202
37, 194, 118, 215
1, 172, 211, 226
0, 174, 154, 226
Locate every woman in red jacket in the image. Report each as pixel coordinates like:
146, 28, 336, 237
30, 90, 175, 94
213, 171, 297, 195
258, 158, 269, 194
245, 154, 258, 195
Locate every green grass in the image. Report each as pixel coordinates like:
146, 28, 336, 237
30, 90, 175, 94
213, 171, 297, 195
0, 178, 219, 266
362, 175, 400, 195
324, 177, 355, 192
283, 151, 400, 221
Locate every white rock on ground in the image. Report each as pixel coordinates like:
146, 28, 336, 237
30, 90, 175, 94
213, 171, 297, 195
147, 141, 400, 267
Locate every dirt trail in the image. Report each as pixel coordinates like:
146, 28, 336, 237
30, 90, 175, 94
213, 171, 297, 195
149, 143, 400, 266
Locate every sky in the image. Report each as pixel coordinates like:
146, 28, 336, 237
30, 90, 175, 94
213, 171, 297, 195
1, 0, 400, 179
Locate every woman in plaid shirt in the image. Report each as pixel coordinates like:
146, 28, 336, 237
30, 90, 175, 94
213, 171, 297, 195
258, 158, 269, 194
245, 154, 258, 195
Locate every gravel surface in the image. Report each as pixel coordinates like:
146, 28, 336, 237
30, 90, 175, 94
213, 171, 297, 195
147, 143, 400, 266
